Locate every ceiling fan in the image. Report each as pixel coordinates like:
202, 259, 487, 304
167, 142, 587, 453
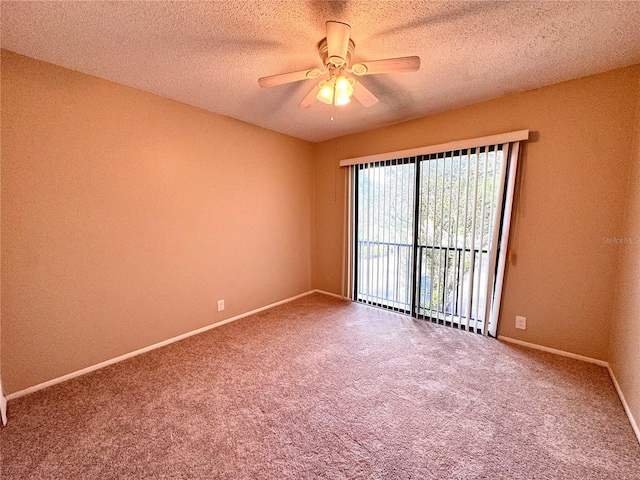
258, 21, 420, 113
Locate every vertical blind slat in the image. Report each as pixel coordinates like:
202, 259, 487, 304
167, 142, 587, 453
452, 151, 464, 325
474, 147, 489, 329
463, 148, 478, 330
426, 156, 435, 320
459, 150, 471, 329
488, 142, 520, 336
444, 152, 453, 324
482, 144, 506, 335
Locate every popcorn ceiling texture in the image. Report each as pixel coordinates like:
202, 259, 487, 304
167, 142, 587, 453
2, 294, 639, 478
2, 1, 640, 142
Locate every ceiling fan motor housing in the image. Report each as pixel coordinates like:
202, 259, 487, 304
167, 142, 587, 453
318, 38, 355, 68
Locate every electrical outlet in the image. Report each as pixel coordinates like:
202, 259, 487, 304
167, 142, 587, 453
325, 276, 331, 285
515, 315, 526, 330
217, 299, 225, 312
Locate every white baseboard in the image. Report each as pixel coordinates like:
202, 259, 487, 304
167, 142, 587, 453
6, 289, 330, 402
0, 379, 7, 426
607, 366, 640, 446
497, 335, 609, 366
498, 335, 639, 446
311, 289, 345, 299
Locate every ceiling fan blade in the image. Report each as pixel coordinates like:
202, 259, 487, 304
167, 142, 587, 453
352, 81, 379, 107
298, 85, 320, 109
326, 21, 351, 65
351, 56, 420, 76
258, 68, 323, 88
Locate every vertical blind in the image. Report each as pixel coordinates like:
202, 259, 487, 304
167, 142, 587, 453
355, 158, 415, 312
413, 145, 507, 334
341, 131, 526, 336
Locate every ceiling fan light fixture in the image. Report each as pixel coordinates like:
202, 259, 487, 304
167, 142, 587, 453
317, 80, 334, 104
317, 76, 354, 106
334, 90, 351, 106
335, 76, 354, 96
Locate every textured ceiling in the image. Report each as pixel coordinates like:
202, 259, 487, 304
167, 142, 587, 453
2, 1, 640, 142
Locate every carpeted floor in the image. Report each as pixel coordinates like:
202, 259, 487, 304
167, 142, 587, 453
1, 293, 639, 479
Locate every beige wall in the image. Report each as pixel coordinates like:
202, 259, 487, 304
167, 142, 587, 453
314, 65, 640, 362
1, 51, 314, 394
609, 77, 640, 434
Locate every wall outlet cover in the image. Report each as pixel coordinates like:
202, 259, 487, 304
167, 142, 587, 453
217, 300, 225, 312
515, 315, 527, 330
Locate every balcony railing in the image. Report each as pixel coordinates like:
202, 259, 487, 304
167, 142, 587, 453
356, 240, 490, 331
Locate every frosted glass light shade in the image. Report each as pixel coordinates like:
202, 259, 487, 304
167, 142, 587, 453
335, 76, 354, 97
316, 76, 354, 106
335, 91, 351, 105
317, 80, 334, 104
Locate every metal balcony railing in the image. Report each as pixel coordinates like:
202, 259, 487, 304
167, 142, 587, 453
356, 240, 489, 329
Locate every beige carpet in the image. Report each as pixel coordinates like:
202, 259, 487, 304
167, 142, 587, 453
1, 293, 638, 479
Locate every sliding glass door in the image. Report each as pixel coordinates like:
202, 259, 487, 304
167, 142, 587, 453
414, 146, 506, 333
354, 144, 509, 335
355, 159, 415, 312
